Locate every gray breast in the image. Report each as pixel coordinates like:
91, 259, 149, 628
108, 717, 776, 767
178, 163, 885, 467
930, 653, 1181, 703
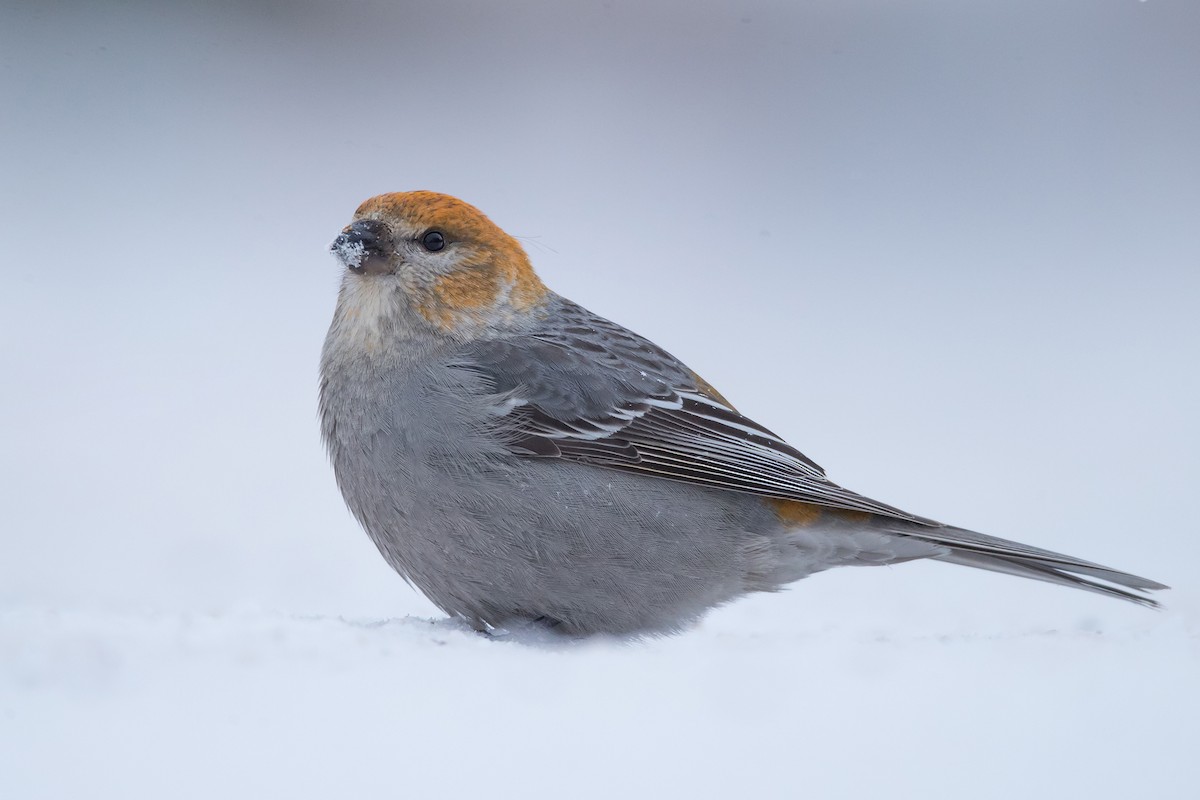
320, 345, 773, 633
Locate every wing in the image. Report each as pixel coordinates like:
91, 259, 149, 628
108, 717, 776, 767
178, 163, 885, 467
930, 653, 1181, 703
456, 299, 934, 524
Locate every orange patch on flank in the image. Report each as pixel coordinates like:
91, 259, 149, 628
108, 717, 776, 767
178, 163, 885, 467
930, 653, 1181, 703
689, 370, 736, 409
828, 509, 872, 524
768, 498, 824, 527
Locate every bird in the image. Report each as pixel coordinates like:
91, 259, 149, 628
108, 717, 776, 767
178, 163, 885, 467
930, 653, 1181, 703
319, 191, 1166, 635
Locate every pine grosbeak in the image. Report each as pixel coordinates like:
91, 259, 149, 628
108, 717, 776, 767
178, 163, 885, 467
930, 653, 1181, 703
319, 191, 1166, 635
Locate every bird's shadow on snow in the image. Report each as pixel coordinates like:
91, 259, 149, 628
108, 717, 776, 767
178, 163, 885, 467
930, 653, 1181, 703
333, 613, 636, 650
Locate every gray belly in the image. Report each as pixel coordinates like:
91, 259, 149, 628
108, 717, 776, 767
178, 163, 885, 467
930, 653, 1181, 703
343, 440, 775, 634
321, 354, 777, 634
319, 355, 928, 634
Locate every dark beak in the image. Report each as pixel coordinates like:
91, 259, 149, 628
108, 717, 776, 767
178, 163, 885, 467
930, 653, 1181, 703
331, 219, 390, 274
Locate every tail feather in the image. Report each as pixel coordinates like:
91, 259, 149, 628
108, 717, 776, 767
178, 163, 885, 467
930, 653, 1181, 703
933, 549, 1162, 607
898, 525, 1167, 607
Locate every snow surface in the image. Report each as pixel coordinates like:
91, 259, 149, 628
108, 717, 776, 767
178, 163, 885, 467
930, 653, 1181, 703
4, 601, 1198, 799
3, 2, 1199, 798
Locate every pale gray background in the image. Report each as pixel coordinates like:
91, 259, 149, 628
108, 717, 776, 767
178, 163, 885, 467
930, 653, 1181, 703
2, 2, 1197, 798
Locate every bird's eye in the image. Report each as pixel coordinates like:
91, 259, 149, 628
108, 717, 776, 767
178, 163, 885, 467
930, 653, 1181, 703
421, 231, 445, 252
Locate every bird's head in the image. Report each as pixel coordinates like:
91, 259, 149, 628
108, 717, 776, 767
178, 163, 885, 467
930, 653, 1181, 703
330, 191, 548, 342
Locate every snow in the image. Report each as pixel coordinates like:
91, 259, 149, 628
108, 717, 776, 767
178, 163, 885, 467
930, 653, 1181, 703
3, 2, 1199, 798
330, 238, 366, 271
4, 602, 1197, 798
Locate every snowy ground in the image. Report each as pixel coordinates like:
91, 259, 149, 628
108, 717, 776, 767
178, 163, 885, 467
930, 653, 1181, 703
3, 3, 1198, 798
5, 594, 1198, 799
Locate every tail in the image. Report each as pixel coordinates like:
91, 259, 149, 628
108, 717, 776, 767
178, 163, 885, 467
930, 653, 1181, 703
901, 524, 1168, 607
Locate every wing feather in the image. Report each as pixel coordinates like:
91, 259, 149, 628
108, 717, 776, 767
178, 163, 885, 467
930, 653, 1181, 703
459, 300, 930, 523
453, 298, 1165, 606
